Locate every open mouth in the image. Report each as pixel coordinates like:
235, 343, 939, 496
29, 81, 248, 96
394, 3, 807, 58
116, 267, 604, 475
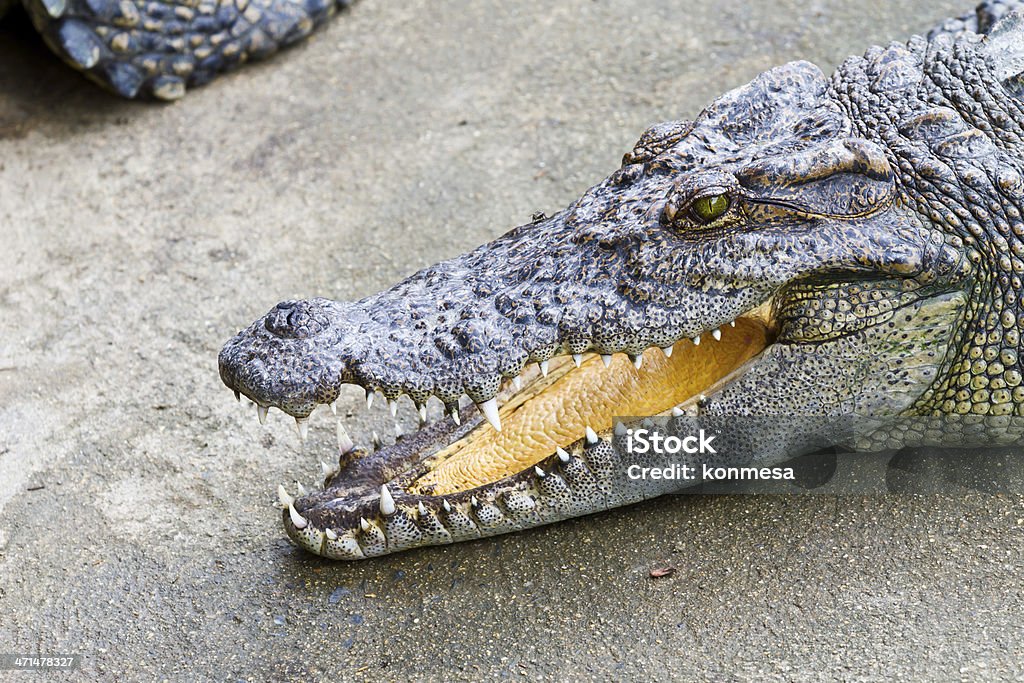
270, 308, 775, 559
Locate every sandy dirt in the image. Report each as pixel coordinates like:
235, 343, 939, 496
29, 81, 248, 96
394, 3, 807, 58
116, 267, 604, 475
1, 0, 1023, 680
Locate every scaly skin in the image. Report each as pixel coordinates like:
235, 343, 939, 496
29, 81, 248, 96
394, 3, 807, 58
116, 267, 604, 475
219, 3, 1024, 559
5, 0, 351, 99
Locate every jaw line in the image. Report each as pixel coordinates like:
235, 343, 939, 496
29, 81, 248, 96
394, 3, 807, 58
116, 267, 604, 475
301, 305, 779, 510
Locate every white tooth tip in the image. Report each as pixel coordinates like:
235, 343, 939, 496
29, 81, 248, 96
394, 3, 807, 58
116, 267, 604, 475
257, 404, 269, 425
661, 346, 673, 358
288, 503, 308, 530
371, 430, 382, 449
365, 390, 375, 410
729, 320, 736, 327
320, 461, 332, 477
614, 421, 627, 436
572, 354, 582, 367
359, 517, 370, 532
418, 501, 428, 517
534, 466, 546, 478
585, 426, 599, 444
513, 376, 522, 391
336, 422, 354, 453
699, 394, 708, 402
295, 482, 308, 497
379, 485, 396, 516
601, 354, 612, 367
692, 335, 701, 346
394, 421, 404, 437
633, 355, 643, 369
389, 399, 398, 417
711, 328, 722, 341
295, 417, 308, 441
329, 401, 337, 415
442, 499, 452, 513
470, 496, 479, 507
479, 398, 501, 432
277, 484, 293, 509
325, 528, 338, 541
671, 406, 685, 417
539, 360, 549, 377
557, 447, 570, 463
418, 405, 428, 423
450, 409, 461, 426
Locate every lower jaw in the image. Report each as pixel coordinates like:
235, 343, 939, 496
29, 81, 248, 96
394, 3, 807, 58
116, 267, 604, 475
284, 315, 773, 559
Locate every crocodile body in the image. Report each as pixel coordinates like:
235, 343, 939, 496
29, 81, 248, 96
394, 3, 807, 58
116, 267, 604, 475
219, 2, 1024, 559
1, 0, 351, 99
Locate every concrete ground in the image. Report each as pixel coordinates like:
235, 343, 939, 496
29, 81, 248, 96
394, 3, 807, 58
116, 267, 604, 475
1, 0, 1023, 680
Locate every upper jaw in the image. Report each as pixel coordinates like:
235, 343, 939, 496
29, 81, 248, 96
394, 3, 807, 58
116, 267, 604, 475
216, 208, 775, 425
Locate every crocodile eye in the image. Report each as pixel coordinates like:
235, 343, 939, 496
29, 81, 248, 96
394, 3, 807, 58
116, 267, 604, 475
690, 193, 730, 223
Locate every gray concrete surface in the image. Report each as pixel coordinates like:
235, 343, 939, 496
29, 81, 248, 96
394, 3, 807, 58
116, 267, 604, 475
1, 0, 1023, 680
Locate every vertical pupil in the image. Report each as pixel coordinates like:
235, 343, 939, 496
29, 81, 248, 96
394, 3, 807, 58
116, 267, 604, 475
696, 194, 726, 220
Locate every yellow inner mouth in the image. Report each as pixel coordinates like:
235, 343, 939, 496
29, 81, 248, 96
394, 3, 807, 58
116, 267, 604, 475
410, 318, 770, 495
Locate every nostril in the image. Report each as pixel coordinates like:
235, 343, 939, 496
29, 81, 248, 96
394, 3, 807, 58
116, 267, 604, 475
265, 299, 330, 339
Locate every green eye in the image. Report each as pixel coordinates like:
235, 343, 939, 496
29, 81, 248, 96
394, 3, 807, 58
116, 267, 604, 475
690, 194, 730, 223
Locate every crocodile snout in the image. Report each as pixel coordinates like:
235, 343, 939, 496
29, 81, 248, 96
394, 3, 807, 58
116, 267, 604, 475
264, 299, 331, 339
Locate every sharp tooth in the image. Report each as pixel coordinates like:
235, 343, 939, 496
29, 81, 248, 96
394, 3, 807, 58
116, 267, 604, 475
671, 406, 685, 417
320, 460, 332, 478
556, 447, 570, 463
388, 399, 398, 417
295, 482, 308, 497
295, 417, 309, 441
692, 335, 701, 346
539, 360, 549, 377
585, 426, 599, 444
336, 422, 354, 453
614, 421, 627, 436
601, 354, 612, 367
359, 517, 370, 532
534, 465, 546, 478
257, 404, 269, 425
470, 496, 479, 508
442, 499, 452, 513
730, 320, 736, 327
288, 503, 308, 529
371, 431, 382, 450
449, 407, 461, 426
234, 390, 241, 402
394, 421, 404, 438
661, 346, 673, 358
329, 401, 337, 415
379, 485, 396, 516
632, 354, 643, 369
711, 328, 722, 341
417, 501, 428, 517
418, 404, 428, 426
573, 354, 582, 367
325, 528, 338, 541
365, 389, 375, 410
277, 484, 293, 508
479, 398, 501, 432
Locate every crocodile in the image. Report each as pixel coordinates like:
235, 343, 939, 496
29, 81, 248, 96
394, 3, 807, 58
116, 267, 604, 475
0, 0, 351, 99
219, 1, 1024, 560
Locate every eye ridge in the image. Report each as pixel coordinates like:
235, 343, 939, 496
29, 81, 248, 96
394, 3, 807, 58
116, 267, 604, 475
689, 193, 731, 224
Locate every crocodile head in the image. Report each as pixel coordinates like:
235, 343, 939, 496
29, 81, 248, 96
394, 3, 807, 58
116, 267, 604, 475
219, 25, 1024, 559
